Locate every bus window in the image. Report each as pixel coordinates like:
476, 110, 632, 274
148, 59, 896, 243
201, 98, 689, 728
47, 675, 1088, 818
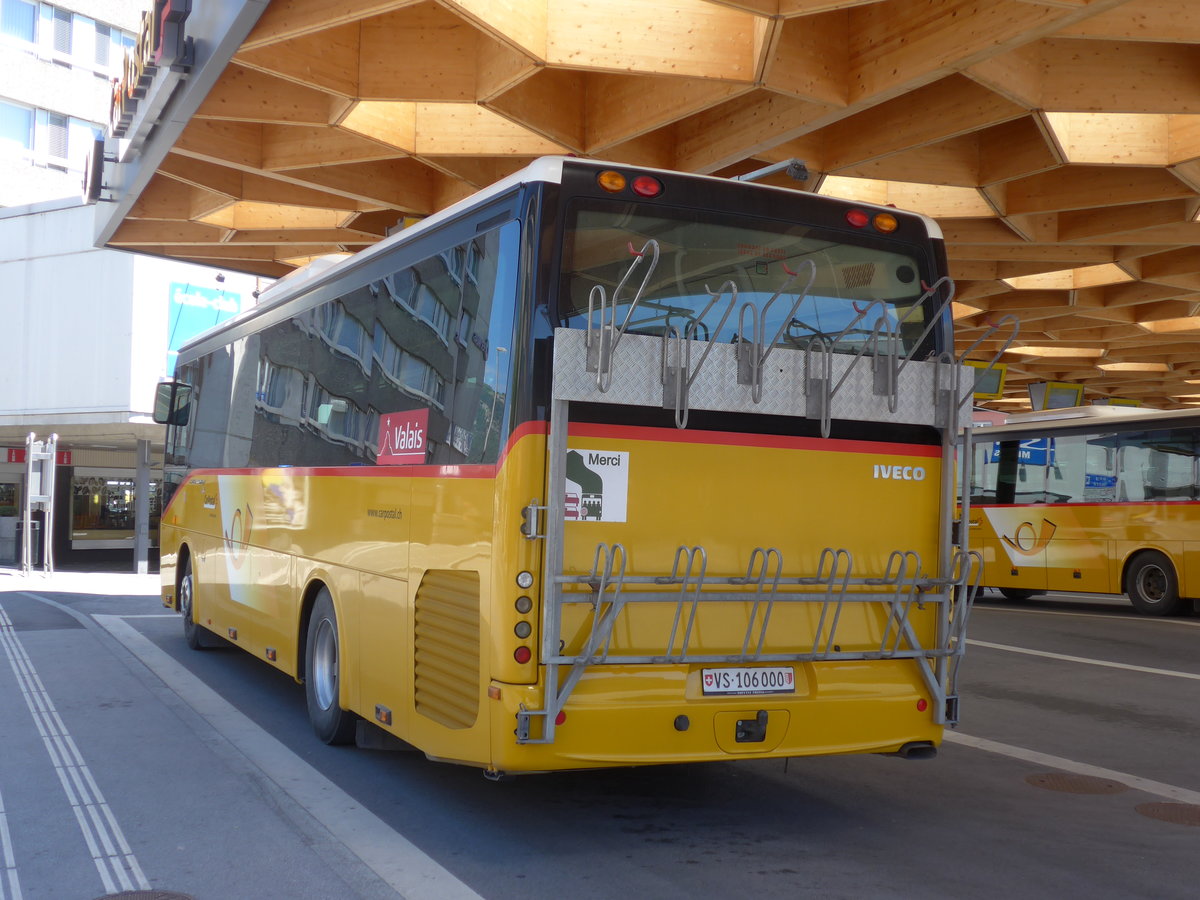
1119, 430, 1199, 501
558, 202, 935, 360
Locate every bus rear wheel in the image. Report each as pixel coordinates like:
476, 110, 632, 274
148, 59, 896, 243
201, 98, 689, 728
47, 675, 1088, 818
305, 587, 357, 745
1126, 551, 1186, 617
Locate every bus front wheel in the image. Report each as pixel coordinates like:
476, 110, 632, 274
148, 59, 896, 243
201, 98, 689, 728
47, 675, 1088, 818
1126, 551, 1186, 617
305, 587, 357, 745
180, 557, 219, 650
998, 588, 1041, 602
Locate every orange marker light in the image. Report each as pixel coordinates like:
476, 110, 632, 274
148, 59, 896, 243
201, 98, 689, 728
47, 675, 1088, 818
598, 170, 627, 192
873, 212, 899, 233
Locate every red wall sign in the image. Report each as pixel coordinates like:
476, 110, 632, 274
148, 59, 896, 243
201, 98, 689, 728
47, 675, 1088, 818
377, 409, 429, 465
5, 449, 72, 465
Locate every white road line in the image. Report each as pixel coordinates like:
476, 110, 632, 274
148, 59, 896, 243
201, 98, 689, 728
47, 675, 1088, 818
966, 638, 1200, 680
946, 732, 1200, 806
94, 614, 484, 900
972, 604, 1200, 627
0, 605, 149, 896
0, 787, 21, 900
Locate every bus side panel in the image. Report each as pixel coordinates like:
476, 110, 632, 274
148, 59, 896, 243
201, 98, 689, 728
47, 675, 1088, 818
973, 506, 1049, 594
1041, 506, 1114, 593
399, 473, 498, 766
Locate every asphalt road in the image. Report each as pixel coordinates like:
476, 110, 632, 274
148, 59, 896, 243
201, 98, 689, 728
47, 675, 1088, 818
1, 573, 1197, 900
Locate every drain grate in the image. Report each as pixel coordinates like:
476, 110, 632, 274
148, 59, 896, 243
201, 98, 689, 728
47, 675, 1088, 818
1025, 772, 1129, 795
1135, 802, 1200, 827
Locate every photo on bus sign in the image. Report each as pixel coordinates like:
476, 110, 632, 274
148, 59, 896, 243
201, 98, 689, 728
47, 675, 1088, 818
565, 449, 629, 522
377, 409, 429, 465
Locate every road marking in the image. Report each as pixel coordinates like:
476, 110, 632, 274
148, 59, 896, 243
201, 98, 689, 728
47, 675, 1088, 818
0, 786, 21, 900
94, 615, 483, 900
966, 638, 1200, 680
0, 604, 149, 896
946, 732, 1200, 805
972, 604, 1200, 628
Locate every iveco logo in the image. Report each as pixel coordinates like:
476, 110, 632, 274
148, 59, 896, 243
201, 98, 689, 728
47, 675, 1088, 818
873, 464, 926, 481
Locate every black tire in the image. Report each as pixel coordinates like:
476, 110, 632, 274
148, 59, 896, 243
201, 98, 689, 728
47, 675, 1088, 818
180, 556, 219, 650
1126, 551, 1186, 616
305, 587, 357, 745
998, 588, 1041, 602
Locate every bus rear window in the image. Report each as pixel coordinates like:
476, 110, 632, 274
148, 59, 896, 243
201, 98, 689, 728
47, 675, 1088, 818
558, 201, 937, 359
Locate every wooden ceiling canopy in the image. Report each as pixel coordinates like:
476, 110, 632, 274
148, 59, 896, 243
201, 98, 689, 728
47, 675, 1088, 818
108, 0, 1200, 410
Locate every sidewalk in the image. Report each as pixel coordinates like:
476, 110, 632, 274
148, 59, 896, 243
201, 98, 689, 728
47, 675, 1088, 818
0, 566, 160, 596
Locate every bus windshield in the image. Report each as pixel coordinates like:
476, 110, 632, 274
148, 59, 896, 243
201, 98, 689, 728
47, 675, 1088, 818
558, 200, 936, 357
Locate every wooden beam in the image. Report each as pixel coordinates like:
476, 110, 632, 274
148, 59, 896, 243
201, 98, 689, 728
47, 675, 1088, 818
1041, 39, 1200, 113
194, 64, 341, 126
673, 89, 833, 173
413, 104, 567, 155
282, 157, 441, 211
821, 75, 1027, 171
226, 228, 390, 245
174, 120, 264, 169
159, 153, 245, 197
760, 11, 848, 105
242, 0, 420, 51
1004, 166, 1193, 215
544, 0, 763, 81
846, 0, 1126, 105
128, 173, 223, 220
1055, 0, 1200, 44
483, 68, 587, 152
235, 22, 360, 98
979, 116, 1063, 185
359, 5, 480, 101
440, 0, 548, 60
583, 73, 753, 154
262, 124, 401, 171
1058, 199, 1191, 242
963, 42, 1044, 108
108, 220, 231, 245
419, 155, 535, 190
239, 172, 369, 211
833, 134, 981, 186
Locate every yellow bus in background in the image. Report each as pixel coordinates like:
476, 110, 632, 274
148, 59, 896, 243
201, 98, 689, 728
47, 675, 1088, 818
968, 405, 1200, 616
153, 156, 981, 776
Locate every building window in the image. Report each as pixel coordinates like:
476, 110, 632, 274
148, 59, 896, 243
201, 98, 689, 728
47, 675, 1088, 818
50, 5, 70, 55
0, 0, 35, 42
0, 100, 33, 157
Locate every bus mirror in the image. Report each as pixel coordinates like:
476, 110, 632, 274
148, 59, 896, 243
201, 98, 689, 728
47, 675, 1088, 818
153, 381, 192, 426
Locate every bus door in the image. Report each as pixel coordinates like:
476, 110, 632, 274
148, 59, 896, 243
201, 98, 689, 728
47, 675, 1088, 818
978, 438, 1050, 594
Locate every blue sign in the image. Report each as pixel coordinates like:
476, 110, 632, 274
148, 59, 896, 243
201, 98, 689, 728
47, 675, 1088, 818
990, 437, 1056, 466
166, 282, 242, 373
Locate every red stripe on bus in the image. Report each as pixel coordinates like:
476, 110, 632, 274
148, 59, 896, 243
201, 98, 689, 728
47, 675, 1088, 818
564, 422, 943, 457
169, 419, 935, 491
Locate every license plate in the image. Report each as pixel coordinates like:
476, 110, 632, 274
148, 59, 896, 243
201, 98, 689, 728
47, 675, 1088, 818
701, 666, 795, 696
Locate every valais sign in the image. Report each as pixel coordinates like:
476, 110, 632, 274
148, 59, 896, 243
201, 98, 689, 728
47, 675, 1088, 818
377, 409, 429, 465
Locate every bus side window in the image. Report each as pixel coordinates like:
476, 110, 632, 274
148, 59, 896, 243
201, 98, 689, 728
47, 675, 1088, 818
994, 440, 1019, 504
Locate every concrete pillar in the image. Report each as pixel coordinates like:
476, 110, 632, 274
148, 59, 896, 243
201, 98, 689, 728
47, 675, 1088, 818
133, 439, 150, 575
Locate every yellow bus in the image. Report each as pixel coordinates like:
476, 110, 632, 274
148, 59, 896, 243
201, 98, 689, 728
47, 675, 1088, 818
967, 405, 1200, 616
153, 156, 981, 776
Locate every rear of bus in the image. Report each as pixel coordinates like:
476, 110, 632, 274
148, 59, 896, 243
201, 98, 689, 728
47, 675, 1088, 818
487, 160, 970, 773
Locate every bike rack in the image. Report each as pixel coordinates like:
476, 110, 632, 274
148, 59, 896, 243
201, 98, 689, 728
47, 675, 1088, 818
520, 257, 998, 745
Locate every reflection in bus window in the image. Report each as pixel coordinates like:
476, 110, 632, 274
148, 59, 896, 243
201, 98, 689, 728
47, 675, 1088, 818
1118, 430, 1198, 501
